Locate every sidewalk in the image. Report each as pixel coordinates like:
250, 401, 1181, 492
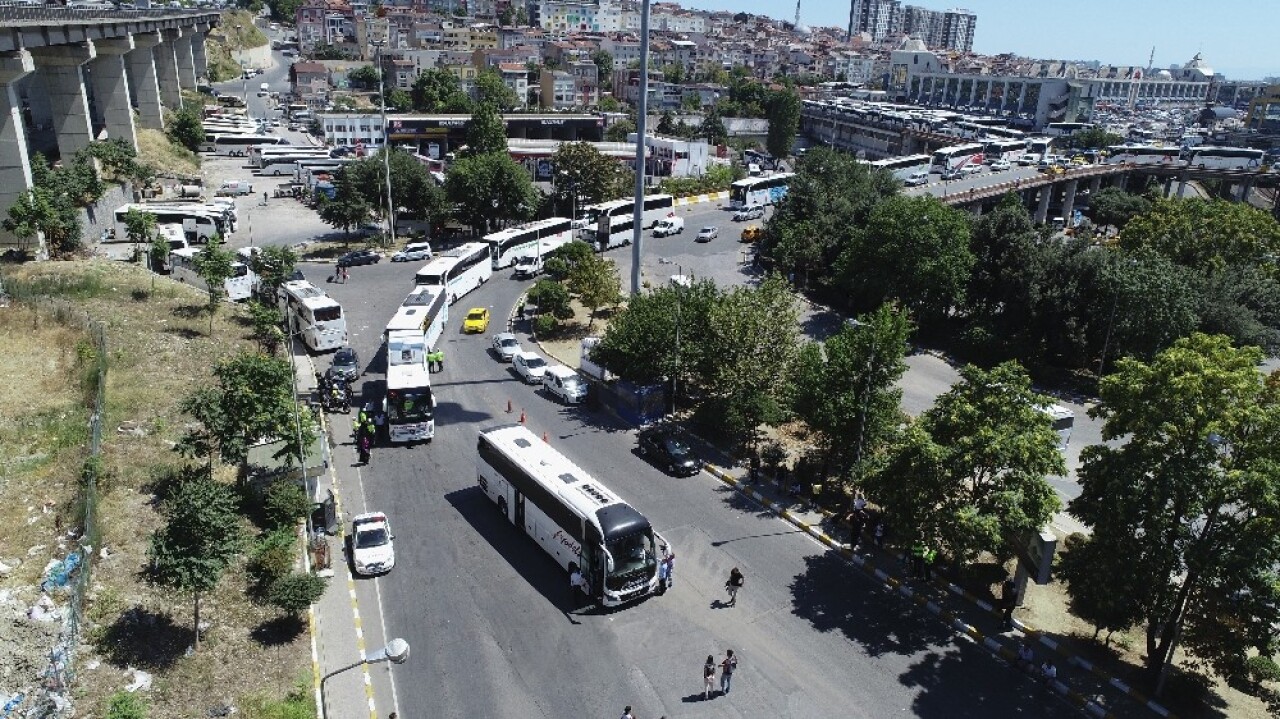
293, 349, 395, 719
698, 459, 1177, 719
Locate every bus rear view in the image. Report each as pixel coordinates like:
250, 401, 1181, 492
476, 425, 664, 607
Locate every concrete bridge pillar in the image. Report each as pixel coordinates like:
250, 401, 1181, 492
154, 29, 182, 110
88, 36, 137, 151
1060, 179, 1079, 225
170, 28, 196, 91
31, 42, 96, 161
1035, 185, 1052, 224
0, 50, 37, 255
1116, 172, 1129, 191
127, 31, 164, 130
189, 27, 208, 80
1238, 178, 1254, 202
1175, 172, 1188, 198
1089, 176, 1102, 193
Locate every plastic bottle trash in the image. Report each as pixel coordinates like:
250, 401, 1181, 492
2, 692, 27, 717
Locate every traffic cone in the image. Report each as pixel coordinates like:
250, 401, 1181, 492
519, 409, 526, 425
506, 398, 512, 413
542, 431, 549, 443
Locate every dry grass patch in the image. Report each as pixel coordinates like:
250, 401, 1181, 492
3, 260, 311, 719
137, 128, 200, 179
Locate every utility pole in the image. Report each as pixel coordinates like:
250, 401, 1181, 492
372, 39, 396, 245
629, 0, 651, 296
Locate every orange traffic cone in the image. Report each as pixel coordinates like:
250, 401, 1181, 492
506, 398, 512, 413
542, 431, 549, 443
519, 409, 526, 425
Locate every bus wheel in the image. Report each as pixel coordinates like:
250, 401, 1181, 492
497, 497, 508, 519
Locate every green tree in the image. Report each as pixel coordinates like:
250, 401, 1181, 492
552, 141, 629, 209
791, 303, 913, 477
836, 194, 974, 325
246, 299, 285, 355
167, 105, 206, 152
604, 116, 636, 142
345, 148, 448, 227
318, 170, 372, 239
266, 572, 328, 617
263, 478, 311, 530
497, 3, 514, 24
475, 68, 520, 110
444, 152, 539, 232
410, 68, 473, 113
656, 110, 678, 136
867, 362, 1064, 563
698, 106, 728, 145
542, 239, 597, 281
1118, 197, 1280, 271
1056, 532, 1144, 644
662, 63, 685, 84
178, 351, 317, 476
591, 278, 721, 387
346, 64, 380, 90
1088, 187, 1151, 234
526, 278, 573, 320
1062, 127, 1125, 150
599, 95, 621, 112
248, 244, 299, 298
193, 234, 237, 334
765, 86, 800, 158
147, 475, 243, 652
591, 50, 614, 82
465, 101, 508, 156
514, 5, 528, 24
1069, 333, 1280, 693
4, 186, 81, 258
123, 207, 158, 254
387, 88, 413, 112
567, 253, 622, 327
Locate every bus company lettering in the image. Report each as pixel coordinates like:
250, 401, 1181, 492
552, 529, 581, 554
540, 119, 565, 126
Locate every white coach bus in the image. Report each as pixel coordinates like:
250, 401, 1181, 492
477, 424, 666, 608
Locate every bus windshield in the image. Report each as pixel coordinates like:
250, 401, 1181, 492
313, 306, 342, 323
604, 532, 656, 590
387, 388, 433, 423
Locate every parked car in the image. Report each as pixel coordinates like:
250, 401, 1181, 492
491, 332, 522, 361
961, 164, 983, 176
350, 512, 395, 576
216, 180, 254, 196
542, 365, 587, 404
732, 205, 764, 222
904, 171, 930, 186
740, 225, 762, 243
330, 347, 360, 381
462, 307, 490, 333
512, 351, 548, 384
637, 425, 701, 476
695, 226, 719, 242
941, 168, 964, 181
336, 249, 380, 267
989, 159, 1011, 171
390, 242, 433, 262
512, 255, 543, 279
1017, 154, 1038, 166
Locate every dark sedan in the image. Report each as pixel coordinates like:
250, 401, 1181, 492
336, 249, 380, 268
637, 426, 702, 476
330, 347, 360, 382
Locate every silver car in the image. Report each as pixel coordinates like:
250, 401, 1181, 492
732, 205, 764, 222
491, 332, 521, 362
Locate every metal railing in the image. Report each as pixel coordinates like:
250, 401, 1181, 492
0, 6, 217, 24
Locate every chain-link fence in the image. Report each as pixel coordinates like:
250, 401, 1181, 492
0, 272, 105, 719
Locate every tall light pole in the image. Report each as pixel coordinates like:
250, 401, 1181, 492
628, 0, 651, 296
319, 638, 410, 719
371, 39, 396, 245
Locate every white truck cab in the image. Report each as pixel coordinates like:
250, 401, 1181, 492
653, 216, 684, 237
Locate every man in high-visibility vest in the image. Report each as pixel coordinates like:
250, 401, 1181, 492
910, 540, 928, 581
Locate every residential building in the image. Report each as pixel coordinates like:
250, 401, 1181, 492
567, 60, 600, 106
296, 0, 357, 53
830, 50, 876, 85
651, 5, 706, 33
627, 132, 710, 177
291, 61, 332, 99
498, 62, 531, 108
900, 5, 942, 48
540, 68, 577, 108
321, 112, 386, 147
599, 35, 640, 67
847, 0, 901, 43
669, 38, 698, 73
531, 0, 622, 33
940, 8, 976, 53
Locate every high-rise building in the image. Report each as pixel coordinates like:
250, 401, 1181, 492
900, 5, 943, 48
846, 0, 901, 42
940, 7, 976, 52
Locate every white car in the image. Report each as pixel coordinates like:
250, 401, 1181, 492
491, 332, 522, 362
512, 351, 549, 384
1017, 155, 1038, 166
391, 242, 433, 262
990, 159, 1011, 171
695, 226, 719, 242
350, 512, 395, 576
732, 205, 764, 222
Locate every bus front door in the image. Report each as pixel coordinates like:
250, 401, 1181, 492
581, 543, 604, 603
514, 492, 525, 531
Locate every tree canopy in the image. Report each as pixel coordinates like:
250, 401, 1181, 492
444, 152, 538, 232
465, 101, 509, 156
410, 68, 473, 113
552, 141, 629, 209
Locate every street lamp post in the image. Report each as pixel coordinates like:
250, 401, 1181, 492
318, 638, 410, 719
371, 39, 396, 246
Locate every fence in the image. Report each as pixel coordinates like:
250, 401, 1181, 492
0, 272, 106, 719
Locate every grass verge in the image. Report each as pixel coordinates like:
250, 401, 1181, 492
137, 128, 201, 178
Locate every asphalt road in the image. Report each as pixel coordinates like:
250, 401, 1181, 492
309, 239, 1079, 718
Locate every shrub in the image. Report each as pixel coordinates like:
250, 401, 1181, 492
263, 479, 311, 530
248, 528, 297, 591
267, 572, 327, 617
106, 691, 147, 719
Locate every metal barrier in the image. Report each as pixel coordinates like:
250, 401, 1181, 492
0, 6, 215, 24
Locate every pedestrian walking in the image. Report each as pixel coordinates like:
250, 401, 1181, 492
719, 649, 738, 695
725, 567, 744, 606
619, 706, 635, 719
569, 563, 590, 609
1040, 659, 1058, 687
657, 544, 671, 591
923, 544, 937, 581
663, 545, 675, 588
1001, 576, 1018, 629
748, 448, 761, 483
910, 540, 927, 580
517, 299, 526, 319
702, 656, 716, 699
357, 432, 371, 464
1016, 641, 1035, 673
845, 508, 866, 550
873, 515, 886, 547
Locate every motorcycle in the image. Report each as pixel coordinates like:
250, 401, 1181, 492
324, 379, 351, 414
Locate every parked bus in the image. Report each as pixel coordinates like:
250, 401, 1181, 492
867, 154, 932, 181
931, 143, 986, 172
256, 153, 338, 176
1027, 137, 1054, 161
293, 158, 353, 182
1106, 145, 1184, 165
249, 144, 328, 166
200, 134, 287, 157
981, 139, 1031, 162
575, 195, 675, 251
1186, 146, 1266, 171
729, 174, 794, 210
251, 149, 330, 171
413, 242, 492, 304
384, 363, 436, 444
277, 279, 347, 352
385, 285, 449, 367
980, 125, 1026, 141
485, 217, 575, 270
168, 247, 256, 301
112, 204, 226, 244
476, 424, 665, 607
1043, 122, 1093, 137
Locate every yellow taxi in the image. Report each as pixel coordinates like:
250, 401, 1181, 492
740, 225, 763, 243
462, 307, 490, 333
1070, 155, 1088, 166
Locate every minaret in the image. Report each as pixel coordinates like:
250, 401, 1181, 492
794, 0, 800, 28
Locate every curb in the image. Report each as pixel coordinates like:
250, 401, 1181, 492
700, 463, 1177, 719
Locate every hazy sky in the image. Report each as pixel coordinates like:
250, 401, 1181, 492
679, 0, 1279, 80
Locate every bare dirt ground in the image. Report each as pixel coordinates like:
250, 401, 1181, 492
1, 261, 309, 718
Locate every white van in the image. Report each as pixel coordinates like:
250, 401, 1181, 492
653, 216, 684, 237
904, 171, 929, 187
542, 365, 587, 404
513, 254, 543, 279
